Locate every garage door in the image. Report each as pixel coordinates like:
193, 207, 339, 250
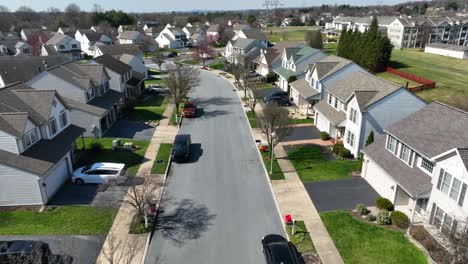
363, 159, 395, 201
315, 113, 329, 133
44, 157, 70, 201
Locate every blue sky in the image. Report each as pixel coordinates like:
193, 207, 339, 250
3, 0, 409, 12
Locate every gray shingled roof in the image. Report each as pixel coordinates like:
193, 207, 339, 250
362, 136, 432, 197
97, 44, 143, 57
309, 55, 353, 81
48, 62, 108, 90
459, 149, 468, 170
290, 78, 319, 99
314, 100, 346, 126
0, 125, 84, 176
119, 31, 143, 40
207, 24, 220, 33
94, 54, 131, 74
64, 90, 123, 117
240, 29, 267, 41
231, 38, 258, 49
46, 33, 71, 45
0, 56, 71, 85
386, 102, 468, 158
327, 71, 402, 110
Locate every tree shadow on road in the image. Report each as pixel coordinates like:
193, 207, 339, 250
154, 197, 216, 247
193, 97, 236, 106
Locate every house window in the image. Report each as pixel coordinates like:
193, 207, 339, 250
431, 203, 459, 237
432, 205, 444, 228
59, 45, 65, 49
328, 94, 332, 105
386, 136, 397, 153
399, 144, 412, 164
60, 111, 68, 128
437, 169, 452, 194
437, 169, 468, 206
72, 44, 77, 49
421, 158, 434, 173
450, 178, 462, 201
48, 118, 58, 136
22, 129, 37, 148
346, 131, 355, 147
334, 98, 338, 109
52, 99, 57, 108
349, 108, 358, 123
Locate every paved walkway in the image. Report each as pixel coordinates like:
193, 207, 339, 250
96, 102, 177, 264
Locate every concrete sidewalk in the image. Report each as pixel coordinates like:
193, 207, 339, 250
96, 102, 177, 264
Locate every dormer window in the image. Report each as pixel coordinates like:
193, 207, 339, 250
399, 144, 412, 164
22, 128, 38, 149
48, 118, 58, 136
420, 158, 434, 173
386, 135, 397, 154
334, 98, 338, 109
60, 111, 68, 128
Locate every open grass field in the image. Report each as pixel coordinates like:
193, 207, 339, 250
388, 48, 468, 104
375, 72, 421, 89
0, 206, 117, 235
287, 145, 357, 182
263, 26, 318, 43
321, 211, 427, 264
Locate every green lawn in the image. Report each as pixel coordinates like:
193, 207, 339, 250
0, 206, 117, 235
144, 79, 165, 88
375, 71, 421, 89
181, 59, 200, 65
261, 150, 285, 180
151, 143, 173, 174
321, 211, 427, 264
246, 111, 258, 128
324, 42, 337, 55
208, 61, 226, 70
255, 82, 275, 89
263, 26, 318, 43
76, 138, 149, 176
292, 118, 314, 124
131, 95, 168, 122
286, 221, 315, 254
148, 68, 166, 76
287, 145, 357, 182
389, 48, 468, 104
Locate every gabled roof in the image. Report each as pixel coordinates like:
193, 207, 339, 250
386, 102, 468, 159
119, 53, 140, 65
459, 149, 468, 171
64, 90, 123, 117
327, 71, 402, 110
231, 38, 258, 49
0, 55, 72, 85
94, 54, 131, 75
84, 31, 109, 42
207, 24, 220, 33
240, 29, 267, 41
47, 61, 108, 90
97, 44, 143, 57
118, 31, 143, 40
290, 78, 320, 99
314, 100, 346, 126
308, 55, 353, 80
167, 27, 185, 36
46, 33, 73, 45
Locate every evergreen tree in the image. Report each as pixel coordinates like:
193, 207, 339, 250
305, 30, 323, 49
365, 131, 375, 146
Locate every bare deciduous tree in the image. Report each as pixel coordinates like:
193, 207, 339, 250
152, 51, 166, 70
239, 68, 255, 99
229, 63, 243, 88
124, 177, 163, 217
164, 63, 201, 119
257, 103, 292, 174
193, 43, 214, 67
247, 83, 262, 117
281, 31, 290, 41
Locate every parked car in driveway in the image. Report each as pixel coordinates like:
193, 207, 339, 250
72, 163, 126, 184
262, 234, 302, 264
182, 101, 197, 118
263, 91, 292, 106
0, 240, 71, 264
148, 85, 169, 93
172, 134, 191, 162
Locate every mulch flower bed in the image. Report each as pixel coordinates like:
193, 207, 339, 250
410, 225, 452, 264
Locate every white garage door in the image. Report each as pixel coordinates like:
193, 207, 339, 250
363, 159, 396, 201
315, 113, 330, 133
44, 157, 70, 201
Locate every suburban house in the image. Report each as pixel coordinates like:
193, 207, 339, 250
224, 38, 265, 65
20, 28, 55, 42
25, 61, 122, 138
361, 102, 468, 241
75, 29, 112, 55
289, 55, 363, 113
0, 56, 71, 88
232, 23, 250, 35
41, 33, 82, 60
252, 41, 303, 76
314, 71, 427, 158
0, 31, 21, 41
93, 54, 136, 97
0, 41, 32, 56
424, 43, 468, 59
190, 32, 208, 47
119, 53, 148, 80
118, 25, 135, 33
233, 28, 269, 47
183, 26, 202, 39
325, 16, 397, 33
57, 27, 76, 37
206, 24, 221, 41
155, 26, 188, 49
93, 44, 144, 61
118, 31, 145, 45
273, 46, 327, 92
0, 82, 84, 206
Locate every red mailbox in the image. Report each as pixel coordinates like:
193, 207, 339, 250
285, 214, 293, 224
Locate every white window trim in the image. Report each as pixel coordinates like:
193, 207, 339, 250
419, 157, 434, 174
398, 143, 413, 166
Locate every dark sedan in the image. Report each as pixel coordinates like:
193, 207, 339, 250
172, 134, 191, 163
262, 234, 303, 264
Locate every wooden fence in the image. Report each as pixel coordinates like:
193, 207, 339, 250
386, 67, 436, 92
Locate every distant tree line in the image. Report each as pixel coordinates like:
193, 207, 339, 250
336, 17, 393, 73
91, 10, 136, 28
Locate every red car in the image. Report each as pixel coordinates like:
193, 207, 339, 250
182, 101, 197, 118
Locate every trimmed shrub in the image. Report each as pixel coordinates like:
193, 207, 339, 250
265, 72, 278, 83
339, 148, 352, 158
367, 214, 376, 222
355, 203, 368, 215
391, 211, 410, 228
320, 131, 330, 140
333, 144, 344, 154
376, 197, 394, 211
377, 209, 391, 225
89, 141, 103, 152
357, 154, 364, 171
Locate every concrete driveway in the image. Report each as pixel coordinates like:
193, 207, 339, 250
49, 182, 127, 208
145, 70, 284, 263
105, 119, 156, 141
283, 125, 321, 143
0, 235, 105, 264
303, 178, 380, 212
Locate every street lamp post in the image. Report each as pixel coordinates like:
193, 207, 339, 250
270, 131, 276, 175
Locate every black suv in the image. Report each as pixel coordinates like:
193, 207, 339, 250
263, 91, 292, 106
172, 134, 191, 162
262, 234, 303, 264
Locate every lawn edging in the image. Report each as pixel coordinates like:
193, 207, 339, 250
406, 226, 438, 264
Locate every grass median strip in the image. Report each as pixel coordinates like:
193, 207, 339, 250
287, 145, 357, 182
321, 211, 427, 264
286, 221, 315, 254
151, 144, 173, 174
0, 206, 117, 235
261, 150, 285, 180
246, 111, 258, 128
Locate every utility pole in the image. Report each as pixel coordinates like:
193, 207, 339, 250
263, 0, 283, 27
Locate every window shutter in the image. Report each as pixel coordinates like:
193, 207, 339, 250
429, 203, 436, 224
452, 220, 458, 237
436, 169, 444, 190
458, 183, 467, 207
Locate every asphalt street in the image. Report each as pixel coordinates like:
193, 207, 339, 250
144, 70, 284, 263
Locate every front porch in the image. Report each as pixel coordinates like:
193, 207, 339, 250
393, 185, 429, 224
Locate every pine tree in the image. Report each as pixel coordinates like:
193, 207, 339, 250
306, 30, 323, 49
365, 131, 375, 146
